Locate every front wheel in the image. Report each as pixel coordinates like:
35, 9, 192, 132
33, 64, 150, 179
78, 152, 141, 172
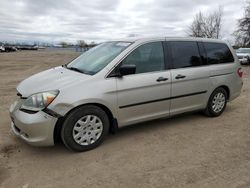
204, 87, 227, 117
61, 105, 110, 152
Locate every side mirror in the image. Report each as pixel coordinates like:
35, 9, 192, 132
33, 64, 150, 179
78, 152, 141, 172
119, 64, 136, 76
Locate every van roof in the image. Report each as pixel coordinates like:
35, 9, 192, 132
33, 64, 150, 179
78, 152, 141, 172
111, 37, 225, 43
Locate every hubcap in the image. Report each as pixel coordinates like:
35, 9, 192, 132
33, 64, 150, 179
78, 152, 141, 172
72, 115, 103, 146
212, 92, 226, 113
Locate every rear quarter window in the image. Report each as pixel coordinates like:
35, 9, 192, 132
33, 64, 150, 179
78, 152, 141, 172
203, 42, 234, 64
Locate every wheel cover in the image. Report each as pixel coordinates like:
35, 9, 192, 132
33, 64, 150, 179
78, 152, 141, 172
72, 115, 103, 146
212, 92, 226, 113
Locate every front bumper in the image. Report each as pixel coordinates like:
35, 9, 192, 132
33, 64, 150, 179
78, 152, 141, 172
9, 99, 58, 146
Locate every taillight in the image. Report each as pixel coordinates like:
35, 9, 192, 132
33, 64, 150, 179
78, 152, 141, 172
237, 68, 243, 78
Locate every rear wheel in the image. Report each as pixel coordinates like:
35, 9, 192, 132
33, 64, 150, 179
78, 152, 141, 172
61, 105, 109, 152
204, 87, 227, 117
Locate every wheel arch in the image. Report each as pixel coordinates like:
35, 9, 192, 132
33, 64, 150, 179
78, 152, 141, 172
219, 85, 230, 100
205, 85, 230, 109
204, 85, 230, 117
53, 103, 117, 144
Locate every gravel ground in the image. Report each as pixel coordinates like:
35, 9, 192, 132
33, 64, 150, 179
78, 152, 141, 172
0, 50, 249, 188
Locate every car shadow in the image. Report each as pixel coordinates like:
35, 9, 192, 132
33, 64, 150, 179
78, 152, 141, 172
12, 107, 235, 155
27, 111, 203, 154
104, 111, 204, 144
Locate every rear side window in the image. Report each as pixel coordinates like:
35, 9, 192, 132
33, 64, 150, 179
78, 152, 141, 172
169, 41, 203, 69
203, 42, 234, 64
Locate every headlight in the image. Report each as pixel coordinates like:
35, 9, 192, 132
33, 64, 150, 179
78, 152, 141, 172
20, 90, 59, 112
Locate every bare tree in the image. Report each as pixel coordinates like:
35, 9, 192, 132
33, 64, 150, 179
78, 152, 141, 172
77, 40, 87, 48
188, 12, 204, 38
188, 7, 223, 39
59, 41, 68, 48
234, 1, 250, 47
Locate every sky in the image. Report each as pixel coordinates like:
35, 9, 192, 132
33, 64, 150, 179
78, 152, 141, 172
0, 0, 247, 44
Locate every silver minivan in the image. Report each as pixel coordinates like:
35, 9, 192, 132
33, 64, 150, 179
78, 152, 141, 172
9, 37, 243, 151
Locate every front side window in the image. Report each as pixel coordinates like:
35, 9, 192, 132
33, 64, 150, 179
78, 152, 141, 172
169, 41, 202, 69
122, 42, 165, 74
67, 42, 131, 75
204, 42, 234, 64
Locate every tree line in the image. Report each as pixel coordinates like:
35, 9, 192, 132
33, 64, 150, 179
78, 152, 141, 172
59, 40, 97, 48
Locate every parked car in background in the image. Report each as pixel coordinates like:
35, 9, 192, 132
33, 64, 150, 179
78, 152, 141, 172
0, 45, 5, 52
236, 48, 250, 65
17, 45, 38, 50
4, 46, 18, 52
9, 37, 243, 152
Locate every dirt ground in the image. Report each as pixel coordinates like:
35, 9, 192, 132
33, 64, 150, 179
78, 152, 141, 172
0, 50, 250, 188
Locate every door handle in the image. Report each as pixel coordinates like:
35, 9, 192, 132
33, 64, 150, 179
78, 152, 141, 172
175, 74, 186, 79
156, 77, 168, 82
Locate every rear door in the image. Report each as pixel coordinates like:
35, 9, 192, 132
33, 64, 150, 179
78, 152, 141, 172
167, 41, 210, 115
115, 41, 172, 126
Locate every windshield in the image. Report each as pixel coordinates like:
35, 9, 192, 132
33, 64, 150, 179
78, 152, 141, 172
237, 48, 250, 53
66, 41, 131, 75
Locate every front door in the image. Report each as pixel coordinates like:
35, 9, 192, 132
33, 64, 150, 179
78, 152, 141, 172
116, 41, 172, 126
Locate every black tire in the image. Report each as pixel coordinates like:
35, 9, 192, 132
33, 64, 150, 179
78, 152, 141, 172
61, 105, 110, 152
204, 87, 227, 117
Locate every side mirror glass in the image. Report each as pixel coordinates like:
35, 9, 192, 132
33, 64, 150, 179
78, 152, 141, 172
119, 64, 136, 76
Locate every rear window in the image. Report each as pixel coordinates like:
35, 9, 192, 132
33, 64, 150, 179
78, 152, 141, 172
203, 42, 234, 64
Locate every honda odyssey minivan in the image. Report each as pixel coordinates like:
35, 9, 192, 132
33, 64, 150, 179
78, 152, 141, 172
9, 37, 243, 152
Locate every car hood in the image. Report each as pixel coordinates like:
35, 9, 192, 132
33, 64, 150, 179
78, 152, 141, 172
17, 66, 90, 97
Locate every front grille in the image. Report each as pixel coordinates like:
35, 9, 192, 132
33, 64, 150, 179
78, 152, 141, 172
237, 55, 244, 59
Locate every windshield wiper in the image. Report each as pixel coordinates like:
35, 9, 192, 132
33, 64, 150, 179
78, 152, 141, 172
68, 67, 85, 73
63, 64, 86, 74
